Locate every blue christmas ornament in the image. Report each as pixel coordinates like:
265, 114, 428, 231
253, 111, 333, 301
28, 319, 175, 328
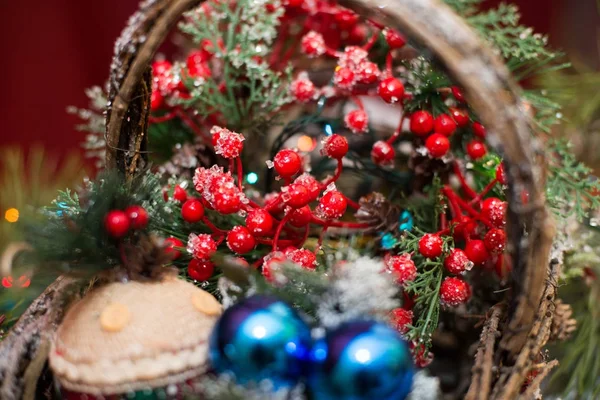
209, 295, 312, 387
309, 320, 414, 400
380, 232, 398, 250
398, 210, 414, 232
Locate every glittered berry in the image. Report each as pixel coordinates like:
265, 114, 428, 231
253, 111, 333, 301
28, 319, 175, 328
378, 77, 405, 104
188, 259, 215, 281
227, 226, 256, 254
181, 199, 205, 223
173, 185, 188, 202
410, 111, 434, 136
385, 254, 417, 285
289, 205, 313, 227
125, 205, 149, 230
440, 277, 471, 307
384, 28, 406, 49
466, 139, 487, 160
481, 197, 506, 228
290, 74, 316, 103
104, 210, 130, 238
246, 209, 274, 236
449, 107, 469, 127
151, 90, 164, 111
465, 239, 490, 265
273, 149, 302, 178
348, 24, 367, 44
371, 140, 395, 165
333, 67, 355, 90
188, 233, 217, 260
211, 126, 244, 159
345, 109, 369, 134
212, 186, 242, 214
301, 31, 326, 57
425, 133, 450, 158
451, 86, 465, 102
472, 122, 486, 138
434, 114, 457, 137
284, 183, 311, 208
356, 61, 380, 84
444, 248, 473, 274
186, 52, 211, 79
390, 308, 413, 334
484, 228, 506, 253
317, 190, 347, 219
323, 134, 349, 159
334, 9, 359, 30
418, 233, 443, 258
496, 163, 507, 185
287, 248, 317, 269
262, 252, 286, 282
164, 237, 184, 259
294, 173, 320, 202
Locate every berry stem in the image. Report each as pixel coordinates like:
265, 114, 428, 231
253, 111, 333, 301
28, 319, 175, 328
386, 115, 405, 145
452, 161, 478, 199
175, 108, 211, 143
385, 52, 393, 74
362, 30, 380, 51
443, 186, 494, 228
236, 157, 244, 190
310, 215, 371, 229
351, 96, 365, 110
468, 178, 499, 206
149, 111, 177, 124
272, 212, 292, 250
202, 216, 226, 235
321, 159, 343, 187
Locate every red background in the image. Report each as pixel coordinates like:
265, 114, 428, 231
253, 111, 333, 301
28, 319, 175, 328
0, 0, 597, 164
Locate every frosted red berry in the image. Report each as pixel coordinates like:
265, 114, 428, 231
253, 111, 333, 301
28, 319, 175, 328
334, 67, 356, 90
465, 239, 490, 265
484, 228, 506, 253
410, 111, 434, 136
211, 126, 244, 159
104, 210, 130, 238
227, 226, 256, 254
425, 133, 450, 158
294, 173, 320, 202
434, 114, 457, 137
125, 205, 149, 230
496, 163, 507, 185
449, 107, 469, 127
188, 259, 215, 281
451, 86, 465, 102
334, 9, 359, 30
345, 109, 369, 134
246, 209, 274, 236
290, 74, 316, 103
323, 134, 349, 159
287, 248, 317, 269
378, 77, 405, 104
440, 277, 471, 307
150, 90, 164, 111
212, 186, 242, 214
317, 190, 347, 219
273, 149, 302, 178
390, 308, 413, 334
181, 199, 205, 223
385, 254, 417, 285
444, 248, 472, 274
188, 233, 217, 260
452, 216, 478, 241
301, 31, 326, 57
472, 122, 486, 138
262, 252, 286, 282
371, 140, 395, 165
481, 197, 506, 228
348, 24, 367, 44
466, 139, 487, 160
418, 233, 443, 258
186, 51, 211, 79
173, 185, 188, 203
164, 237, 184, 259
284, 183, 311, 208
289, 205, 313, 227
356, 61, 380, 84
384, 28, 406, 49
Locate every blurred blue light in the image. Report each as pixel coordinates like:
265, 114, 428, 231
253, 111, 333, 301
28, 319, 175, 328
246, 172, 259, 184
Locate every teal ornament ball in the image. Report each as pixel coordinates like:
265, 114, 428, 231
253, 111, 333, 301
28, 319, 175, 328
209, 295, 312, 387
399, 210, 414, 232
309, 320, 414, 400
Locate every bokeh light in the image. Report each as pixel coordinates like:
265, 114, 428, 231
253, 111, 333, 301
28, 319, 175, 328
4, 208, 19, 223
246, 172, 259, 184
297, 135, 316, 152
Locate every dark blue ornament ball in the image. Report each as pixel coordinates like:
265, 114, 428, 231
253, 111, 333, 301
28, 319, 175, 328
209, 295, 312, 387
309, 320, 414, 400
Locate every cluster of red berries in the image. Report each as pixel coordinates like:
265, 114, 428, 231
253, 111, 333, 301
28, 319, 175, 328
104, 205, 149, 238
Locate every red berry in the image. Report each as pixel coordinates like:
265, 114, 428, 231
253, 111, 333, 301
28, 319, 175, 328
262, 252, 286, 282
434, 114, 457, 137
472, 122, 486, 138
371, 140, 395, 165
449, 107, 469, 127
444, 248, 473, 274
227, 226, 256, 254
317, 190, 347, 219
378, 77, 405, 104
452, 216, 478, 241
294, 173, 321, 202
290, 74, 316, 103
425, 133, 450, 158
440, 277, 471, 307
333, 67, 355, 90
188, 233, 217, 260
301, 31, 326, 57
181, 199, 205, 223
125, 205, 149, 230
273, 149, 302, 178
481, 197, 506, 228
451, 86, 465, 102
465, 239, 490, 265
356, 61, 380, 84
323, 134, 349, 159
348, 24, 367, 44
164, 237, 184, 260
345, 109, 369, 134
496, 163, 507, 185
484, 228, 506, 253
390, 308, 413, 334
173, 185, 188, 202
334, 9, 359, 30
287, 248, 317, 269
384, 28, 406, 49
152, 60, 172, 76
150, 90, 164, 111
104, 210, 130, 238
466, 139, 487, 160
289, 205, 313, 227
212, 186, 242, 214
186, 51, 211, 79
211, 126, 244, 159
246, 209, 274, 236
410, 111, 434, 136
385, 254, 417, 285
188, 259, 215, 281
284, 183, 311, 208
411, 342, 434, 368
418, 234, 443, 258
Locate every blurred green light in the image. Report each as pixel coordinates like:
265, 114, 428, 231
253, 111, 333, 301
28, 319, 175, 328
246, 172, 258, 184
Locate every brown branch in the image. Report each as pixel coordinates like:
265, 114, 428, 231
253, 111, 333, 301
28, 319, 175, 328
521, 360, 559, 399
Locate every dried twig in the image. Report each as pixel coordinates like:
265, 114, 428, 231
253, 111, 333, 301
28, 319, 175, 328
521, 360, 559, 399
